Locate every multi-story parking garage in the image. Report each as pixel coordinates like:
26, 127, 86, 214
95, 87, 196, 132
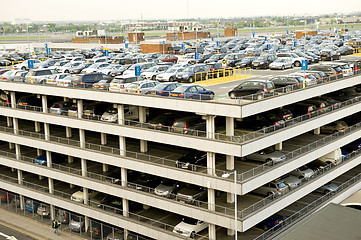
0, 62, 360, 239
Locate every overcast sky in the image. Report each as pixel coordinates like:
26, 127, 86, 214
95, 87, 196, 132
1, 0, 360, 22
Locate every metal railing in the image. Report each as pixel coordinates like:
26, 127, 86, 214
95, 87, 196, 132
0, 175, 208, 239
194, 67, 252, 85
1, 92, 360, 146
253, 170, 361, 240
0, 65, 359, 105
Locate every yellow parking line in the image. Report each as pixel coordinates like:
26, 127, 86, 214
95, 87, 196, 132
237, 130, 250, 140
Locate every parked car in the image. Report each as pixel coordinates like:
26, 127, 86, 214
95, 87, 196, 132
176, 184, 207, 205
318, 148, 343, 166
320, 120, 348, 134
157, 54, 178, 63
147, 112, 182, 131
251, 54, 277, 69
34, 152, 66, 165
25, 68, 58, 84
24, 199, 40, 212
175, 64, 210, 83
1, 70, 29, 81
92, 78, 113, 90
69, 62, 92, 74
253, 179, 289, 196
123, 62, 156, 77
173, 217, 208, 238
88, 221, 112, 239
269, 75, 305, 92
286, 102, 318, 118
0, 57, 11, 66
56, 61, 83, 73
46, 73, 71, 85
281, 174, 302, 189
69, 214, 85, 232
171, 115, 205, 135
290, 165, 315, 180
140, 65, 170, 80
13, 71, 28, 82
109, 65, 131, 77
17, 95, 42, 108
235, 56, 256, 68
124, 80, 160, 94
257, 214, 284, 230
156, 67, 185, 82
320, 49, 341, 61
243, 146, 286, 165
13, 59, 42, 70
315, 182, 339, 194
56, 209, 70, 224
127, 172, 162, 191
71, 73, 112, 88
175, 150, 207, 171
146, 82, 181, 96
269, 57, 293, 70
49, 101, 73, 115
37, 205, 51, 218
83, 102, 112, 119
81, 63, 110, 74
170, 84, 215, 100
306, 159, 329, 172
308, 64, 343, 76
155, 179, 184, 198
228, 80, 275, 100
276, 52, 305, 67
109, 76, 143, 92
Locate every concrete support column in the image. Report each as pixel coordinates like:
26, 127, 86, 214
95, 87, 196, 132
44, 123, 50, 141
314, 127, 321, 135
209, 224, 216, 240
50, 204, 55, 220
42, 95, 48, 113
77, 99, 83, 119
84, 216, 89, 233
121, 168, 129, 218
139, 106, 147, 153
66, 127, 72, 138
6, 117, 12, 127
10, 92, 16, 108
101, 133, 108, 172
79, 129, 85, 148
17, 169, 23, 185
34, 121, 41, 133
206, 115, 215, 139
81, 158, 87, 177
206, 115, 216, 175
48, 177, 54, 194
19, 195, 24, 211
15, 143, 21, 160
275, 142, 283, 151
117, 104, 127, 156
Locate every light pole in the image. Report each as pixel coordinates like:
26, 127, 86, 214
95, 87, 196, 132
222, 170, 238, 240
26, 25, 32, 59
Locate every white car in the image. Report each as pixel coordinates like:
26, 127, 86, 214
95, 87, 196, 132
81, 63, 110, 74
13, 59, 42, 70
109, 76, 143, 92
56, 61, 83, 73
173, 217, 208, 238
124, 80, 159, 94
277, 52, 306, 67
140, 65, 170, 80
56, 75, 73, 87
156, 67, 185, 82
269, 57, 294, 70
98, 64, 123, 75
46, 73, 71, 85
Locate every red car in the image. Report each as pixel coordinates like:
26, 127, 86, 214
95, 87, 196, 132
158, 54, 178, 63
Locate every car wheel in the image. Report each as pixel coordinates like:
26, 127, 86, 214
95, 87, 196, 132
64, 70, 69, 73
169, 76, 174, 82
330, 57, 333, 61
191, 231, 196, 238
295, 61, 301, 67
21, 66, 26, 70
173, 60, 177, 63
285, 85, 292, 93
291, 63, 294, 68
209, 92, 215, 100
189, 96, 194, 99
263, 224, 270, 231
257, 94, 263, 100
281, 65, 285, 70
267, 192, 273, 197
229, 92, 237, 99
324, 190, 331, 195
188, 77, 194, 83
266, 158, 273, 166
152, 75, 156, 80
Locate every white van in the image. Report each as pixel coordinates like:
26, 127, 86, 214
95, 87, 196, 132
318, 148, 343, 166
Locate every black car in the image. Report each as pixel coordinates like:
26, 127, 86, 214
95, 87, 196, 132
306, 159, 329, 172
171, 115, 206, 135
147, 112, 182, 131
109, 65, 131, 77
175, 150, 207, 171
0, 57, 11, 66
88, 221, 112, 239
235, 56, 256, 68
127, 172, 162, 191
325, 88, 361, 101
17, 95, 42, 109
269, 75, 304, 92
206, 62, 233, 78
221, 53, 243, 67
71, 73, 113, 88
257, 214, 284, 230
320, 50, 341, 61
238, 108, 293, 131
228, 80, 275, 99
336, 45, 354, 55
204, 54, 226, 64
2, 53, 24, 62
286, 102, 318, 118
83, 101, 112, 119
308, 64, 343, 77
251, 54, 277, 69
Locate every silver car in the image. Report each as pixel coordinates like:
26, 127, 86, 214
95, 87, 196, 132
281, 175, 302, 190
253, 179, 289, 196
245, 146, 286, 165
290, 165, 314, 180
315, 182, 339, 194
155, 179, 183, 198
269, 57, 294, 70
69, 214, 85, 232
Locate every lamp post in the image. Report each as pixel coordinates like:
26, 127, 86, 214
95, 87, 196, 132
26, 25, 32, 59
222, 170, 238, 240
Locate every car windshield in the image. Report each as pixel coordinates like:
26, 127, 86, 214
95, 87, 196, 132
299, 165, 308, 171
274, 58, 287, 63
263, 146, 275, 154
165, 68, 179, 73
152, 84, 169, 90
51, 103, 62, 108
97, 80, 108, 83
257, 56, 268, 61
277, 182, 287, 188
145, 66, 158, 72
209, 55, 220, 60
182, 67, 195, 73
173, 86, 189, 92
183, 217, 198, 225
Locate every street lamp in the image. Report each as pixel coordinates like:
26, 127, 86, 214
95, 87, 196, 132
222, 170, 238, 240
26, 25, 32, 59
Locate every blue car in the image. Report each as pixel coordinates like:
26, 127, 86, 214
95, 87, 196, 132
35, 153, 66, 166
24, 199, 40, 212
146, 82, 181, 96
258, 214, 284, 230
169, 84, 215, 100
